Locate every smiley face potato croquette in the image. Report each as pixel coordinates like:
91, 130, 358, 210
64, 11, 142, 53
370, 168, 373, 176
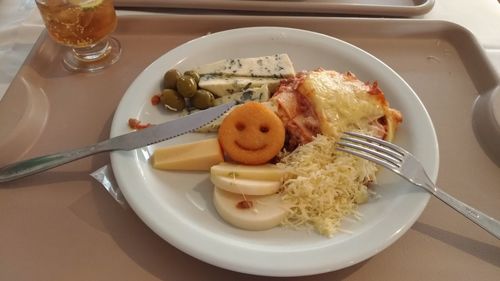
218, 102, 285, 165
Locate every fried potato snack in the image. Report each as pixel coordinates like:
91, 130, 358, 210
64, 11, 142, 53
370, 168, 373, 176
218, 102, 285, 165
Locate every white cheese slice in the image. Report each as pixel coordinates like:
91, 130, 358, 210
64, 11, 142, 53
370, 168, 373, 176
198, 75, 280, 97
213, 187, 288, 231
211, 162, 289, 181
193, 54, 295, 79
211, 174, 281, 196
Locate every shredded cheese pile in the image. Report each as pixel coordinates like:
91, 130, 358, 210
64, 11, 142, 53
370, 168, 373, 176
278, 134, 378, 237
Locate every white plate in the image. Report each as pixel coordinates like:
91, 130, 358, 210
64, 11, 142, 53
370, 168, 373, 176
110, 27, 439, 276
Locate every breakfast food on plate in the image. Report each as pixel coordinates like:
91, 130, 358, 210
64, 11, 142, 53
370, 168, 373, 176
157, 68, 212, 112
210, 162, 290, 230
194, 84, 272, 133
190, 89, 215, 110
150, 54, 403, 237
193, 54, 295, 79
198, 75, 280, 97
213, 187, 288, 231
159, 89, 186, 111
128, 118, 151, 130
272, 69, 402, 150
278, 134, 373, 235
152, 138, 223, 171
213, 84, 270, 106
211, 162, 289, 181
272, 69, 402, 236
211, 174, 281, 196
154, 54, 295, 113
218, 102, 285, 165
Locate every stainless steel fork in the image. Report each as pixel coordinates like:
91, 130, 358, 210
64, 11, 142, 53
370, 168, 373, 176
337, 131, 500, 240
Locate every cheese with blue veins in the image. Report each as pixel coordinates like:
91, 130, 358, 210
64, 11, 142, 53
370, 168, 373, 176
198, 75, 280, 97
192, 85, 271, 133
193, 54, 295, 79
213, 84, 270, 106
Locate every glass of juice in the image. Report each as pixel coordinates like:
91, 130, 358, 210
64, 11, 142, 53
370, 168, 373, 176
35, 0, 121, 72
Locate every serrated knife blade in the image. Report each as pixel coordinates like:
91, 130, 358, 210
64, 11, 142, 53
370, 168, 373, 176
0, 100, 236, 183
109, 100, 236, 150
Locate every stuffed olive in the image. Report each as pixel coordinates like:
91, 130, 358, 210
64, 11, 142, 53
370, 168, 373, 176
160, 89, 186, 111
176, 75, 197, 98
184, 70, 200, 84
163, 69, 182, 90
191, 89, 215, 110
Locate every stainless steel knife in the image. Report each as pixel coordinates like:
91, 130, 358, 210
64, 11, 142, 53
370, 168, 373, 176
0, 100, 236, 183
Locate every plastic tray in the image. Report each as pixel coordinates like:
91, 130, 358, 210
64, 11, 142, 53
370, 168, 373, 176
115, 0, 435, 17
0, 14, 499, 280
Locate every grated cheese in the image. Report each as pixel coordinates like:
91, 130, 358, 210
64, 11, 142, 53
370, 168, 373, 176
278, 135, 378, 237
274, 70, 398, 237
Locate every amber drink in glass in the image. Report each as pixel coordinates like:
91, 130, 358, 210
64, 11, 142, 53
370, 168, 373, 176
36, 0, 121, 72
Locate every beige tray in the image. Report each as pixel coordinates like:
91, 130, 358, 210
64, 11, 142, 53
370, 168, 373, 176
115, 0, 435, 17
1, 14, 499, 280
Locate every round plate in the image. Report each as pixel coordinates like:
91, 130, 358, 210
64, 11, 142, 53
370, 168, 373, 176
110, 27, 439, 276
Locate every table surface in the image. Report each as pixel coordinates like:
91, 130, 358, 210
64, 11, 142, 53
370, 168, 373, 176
0, 1, 499, 280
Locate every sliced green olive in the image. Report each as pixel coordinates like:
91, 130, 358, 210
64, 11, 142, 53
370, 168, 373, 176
184, 70, 200, 84
191, 89, 215, 110
176, 75, 197, 98
163, 69, 182, 89
160, 89, 186, 111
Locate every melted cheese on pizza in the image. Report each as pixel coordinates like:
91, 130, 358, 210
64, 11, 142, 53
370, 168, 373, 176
272, 69, 402, 148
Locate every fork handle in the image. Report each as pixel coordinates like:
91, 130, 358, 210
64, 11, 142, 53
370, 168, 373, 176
430, 186, 500, 239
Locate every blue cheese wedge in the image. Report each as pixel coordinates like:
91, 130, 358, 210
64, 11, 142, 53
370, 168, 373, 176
192, 85, 270, 133
198, 75, 280, 97
192, 107, 236, 133
193, 54, 295, 79
213, 84, 270, 106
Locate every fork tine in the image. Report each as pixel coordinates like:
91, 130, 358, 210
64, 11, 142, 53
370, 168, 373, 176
340, 135, 404, 161
336, 140, 402, 168
344, 131, 407, 156
341, 134, 500, 240
336, 146, 399, 169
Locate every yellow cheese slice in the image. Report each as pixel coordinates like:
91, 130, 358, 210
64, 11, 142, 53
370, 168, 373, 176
152, 138, 224, 171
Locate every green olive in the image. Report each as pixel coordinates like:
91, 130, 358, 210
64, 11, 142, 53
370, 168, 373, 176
184, 70, 200, 84
176, 75, 197, 98
160, 89, 186, 111
191, 89, 215, 110
163, 69, 182, 89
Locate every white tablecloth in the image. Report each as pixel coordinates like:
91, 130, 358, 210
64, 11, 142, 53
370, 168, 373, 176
1, 0, 499, 101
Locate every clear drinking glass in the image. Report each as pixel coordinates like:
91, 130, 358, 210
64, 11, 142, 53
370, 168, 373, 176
35, 0, 121, 72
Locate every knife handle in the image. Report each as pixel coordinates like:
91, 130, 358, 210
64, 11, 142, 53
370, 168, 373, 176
0, 143, 107, 183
